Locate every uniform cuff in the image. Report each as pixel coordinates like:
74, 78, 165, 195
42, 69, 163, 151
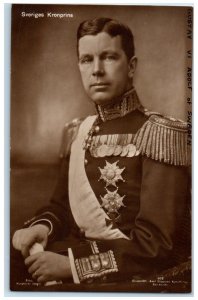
68, 248, 80, 284
29, 218, 53, 236
23, 211, 63, 240
69, 241, 118, 283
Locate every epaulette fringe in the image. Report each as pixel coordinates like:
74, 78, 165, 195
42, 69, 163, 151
133, 115, 190, 166
59, 118, 83, 158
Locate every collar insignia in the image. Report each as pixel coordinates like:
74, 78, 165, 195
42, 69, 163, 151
96, 88, 144, 122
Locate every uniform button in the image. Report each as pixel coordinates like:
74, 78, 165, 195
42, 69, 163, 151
95, 126, 100, 133
72, 118, 79, 126
79, 228, 85, 238
84, 159, 88, 165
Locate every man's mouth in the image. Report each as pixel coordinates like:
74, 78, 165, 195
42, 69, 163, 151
91, 82, 110, 87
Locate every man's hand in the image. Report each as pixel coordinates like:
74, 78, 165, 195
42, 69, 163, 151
12, 224, 50, 258
24, 252, 72, 283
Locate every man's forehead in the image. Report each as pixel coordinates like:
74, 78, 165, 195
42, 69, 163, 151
78, 32, 123, 55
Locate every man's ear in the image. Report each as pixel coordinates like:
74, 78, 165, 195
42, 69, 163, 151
128, 56, 137, 79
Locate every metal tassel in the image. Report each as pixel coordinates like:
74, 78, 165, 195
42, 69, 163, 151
178, 133, 184, 166
167, 128, 171, 164
163, 126, 168, 163
175, 132, 181, 165
183, 132, 188, 166
179, 131, 184, 166
180, 131, 185, 166
159, 124, 164, 162
151, 124, 157, 161
145, 123, 154, 157
133, 122, 147, 149
155, 124, 160, 161
173, 131, 177, 166
141, 121, 152, 153
169, 129, 174, 164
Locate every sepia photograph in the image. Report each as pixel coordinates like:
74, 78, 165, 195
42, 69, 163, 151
10, 3, 192, 293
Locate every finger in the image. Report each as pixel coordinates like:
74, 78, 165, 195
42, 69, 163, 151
40, 240, 48, 249
24, 253, 41, 266
12, 232, 21, 250
21, 246, 31, 259
28, 260, 40, 275
32, 266, 47, 283
12, 229, 30, 252
21, 237, 37, 258
29, 243, 44, 255
32, 269, 42, 281
37, 274, 47, 283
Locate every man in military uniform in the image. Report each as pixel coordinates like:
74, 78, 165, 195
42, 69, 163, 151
11, 18, 190, 290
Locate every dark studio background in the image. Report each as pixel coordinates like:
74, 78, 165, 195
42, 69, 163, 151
10, 4, 189, 231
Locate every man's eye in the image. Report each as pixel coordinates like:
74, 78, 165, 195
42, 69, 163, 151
80, 57, 92, 64
104, 55, 116, 61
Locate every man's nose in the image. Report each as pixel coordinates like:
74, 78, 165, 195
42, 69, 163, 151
92, 58, 104, 77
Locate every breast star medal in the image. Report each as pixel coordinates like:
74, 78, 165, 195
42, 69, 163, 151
100, 187, 125, 213
100, 188, 125, 228
98, 160, 125, 187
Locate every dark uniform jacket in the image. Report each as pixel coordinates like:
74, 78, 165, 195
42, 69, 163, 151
24, 89, 190, 284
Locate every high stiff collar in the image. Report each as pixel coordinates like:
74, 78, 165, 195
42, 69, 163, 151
95, 88, 144, 122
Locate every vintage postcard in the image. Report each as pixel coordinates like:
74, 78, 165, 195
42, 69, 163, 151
10, 4, 192, 293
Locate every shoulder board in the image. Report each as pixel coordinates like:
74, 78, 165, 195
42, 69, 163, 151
59, 118, 84, 158
133, 114, 190, 166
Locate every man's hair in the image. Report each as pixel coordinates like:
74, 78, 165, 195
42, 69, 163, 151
77, 17, 135, 60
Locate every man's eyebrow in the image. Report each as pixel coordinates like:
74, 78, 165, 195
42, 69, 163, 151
79, 50, 120, 58
79, 53, 92, 59
101, 49, 119, 55
100, 50, 120, 56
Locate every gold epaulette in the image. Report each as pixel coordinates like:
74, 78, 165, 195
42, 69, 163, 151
59, 118, 83, 158
133, 114, 190, 166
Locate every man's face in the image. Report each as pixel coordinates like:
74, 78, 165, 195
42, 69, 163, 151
78, 32, 135, 105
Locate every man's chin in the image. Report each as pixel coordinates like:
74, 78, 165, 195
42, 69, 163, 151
88, 89, 128, 106
90, 94, 115, 106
